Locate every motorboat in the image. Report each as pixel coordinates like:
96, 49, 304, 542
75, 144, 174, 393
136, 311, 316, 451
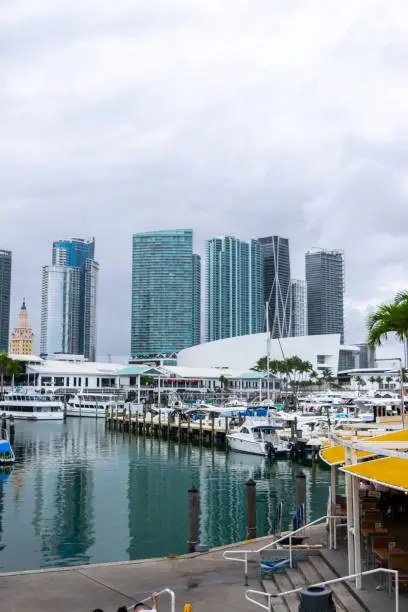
0, 392, 64, 420
67, 393, 124, 418
226, 419, 290, 457
0, 431, 15, 464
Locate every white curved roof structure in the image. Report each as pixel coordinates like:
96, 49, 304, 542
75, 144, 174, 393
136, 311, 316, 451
178, 333, 358, 375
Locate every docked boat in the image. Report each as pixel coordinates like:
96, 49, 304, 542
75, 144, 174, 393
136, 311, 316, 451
0, 431, 15, 464
226, 419, 290, 457
66, 393, 125, 418
0, 392, 64, 420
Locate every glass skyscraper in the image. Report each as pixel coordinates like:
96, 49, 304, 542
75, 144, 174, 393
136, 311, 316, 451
306, 248, 345, 343
205, 236, 262, 342
41, 238, 98, 360
192, 253, 201, 346
131, 230, 200, 357
258, 236, 291, 338
291, 279, 307, 337
0, 250, 12, 353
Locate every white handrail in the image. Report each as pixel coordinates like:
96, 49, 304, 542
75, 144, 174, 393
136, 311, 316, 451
245, 568, 399, 612
223, 514, 344, 582
127, 588, 176, 612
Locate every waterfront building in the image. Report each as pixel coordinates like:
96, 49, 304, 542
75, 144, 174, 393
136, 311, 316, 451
0, 250, 12, 353
10, 299, 34, 355
178, 332, 359, 377
40, 238, 98, 361
131, 229, 200, 358
258, 236, 291, 339
306, 248, 345, 343
205, 236, 262, 342
291, 279, 307, 337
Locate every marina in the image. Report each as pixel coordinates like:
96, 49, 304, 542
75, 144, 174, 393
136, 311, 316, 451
0, 417, 331, 573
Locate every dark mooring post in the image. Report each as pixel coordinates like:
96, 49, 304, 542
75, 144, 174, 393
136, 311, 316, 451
188, 488, 200, 554
246, 478, 257, 540
296, 471, 307, 526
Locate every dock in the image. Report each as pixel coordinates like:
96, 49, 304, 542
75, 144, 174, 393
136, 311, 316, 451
1, 525, 404, 612
105, 410, 229, 445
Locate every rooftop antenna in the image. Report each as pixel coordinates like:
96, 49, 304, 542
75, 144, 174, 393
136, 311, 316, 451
107, 353, 112, 363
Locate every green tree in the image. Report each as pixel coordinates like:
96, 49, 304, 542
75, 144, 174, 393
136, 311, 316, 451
369, 376, 376, 387
375, 375, 383, 389
0, 352, 10, 397
321, 367, 334, 390
219, 375, 230, 392
6, 359, 20, 389
385, 376, 393, 390
367, 291, 408, 356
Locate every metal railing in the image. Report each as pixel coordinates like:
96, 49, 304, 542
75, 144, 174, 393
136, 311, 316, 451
245, 568, 400, 612
223, 514, 345, 584
126, 588, 175, 612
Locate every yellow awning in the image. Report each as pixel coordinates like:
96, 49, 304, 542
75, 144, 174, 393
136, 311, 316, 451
341, 457, 408, 492
366, 428, 408, 443
320, 446, 374, 466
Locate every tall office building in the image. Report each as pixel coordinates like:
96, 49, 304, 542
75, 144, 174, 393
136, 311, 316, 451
306, 248, 345, 343
192, 253, 201, 346
355, 343, 376, 369
291, 279, 307, 337
131, 229, 200, 357
205, 236, 262, 342
40, 238, 98, 360
258, 236, 291, 338
10, 299, 34, 355
0, 250, 12, 353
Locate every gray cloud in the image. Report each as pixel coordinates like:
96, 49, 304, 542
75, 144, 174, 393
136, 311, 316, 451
1, 0, 408, 360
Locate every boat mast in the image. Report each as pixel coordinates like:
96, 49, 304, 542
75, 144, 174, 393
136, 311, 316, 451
266, 301, 271, 403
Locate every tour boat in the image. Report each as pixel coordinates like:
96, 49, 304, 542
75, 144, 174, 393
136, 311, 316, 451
0, 392, 64, 420
66, 393, 125, 418
0, 432, 15, 464
226, 419, 290, 457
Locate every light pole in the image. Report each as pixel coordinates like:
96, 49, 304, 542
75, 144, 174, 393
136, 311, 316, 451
375, 357, 405, 428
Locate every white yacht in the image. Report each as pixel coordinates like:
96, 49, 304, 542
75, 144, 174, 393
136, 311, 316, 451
0, 392, 64, 420
227, 419, 290, 457
67, 393, 124, 418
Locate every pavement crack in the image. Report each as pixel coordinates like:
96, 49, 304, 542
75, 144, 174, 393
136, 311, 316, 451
76, 569, 135, 602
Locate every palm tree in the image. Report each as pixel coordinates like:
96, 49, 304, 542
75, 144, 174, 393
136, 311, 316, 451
375, 375, 383, 389
6, 359, 20, 389
0, 352, 9, 398
354, 375, 363, 392
321, 367, 333, 390
367, 292, 408, 361
385, 375, 393, 390
369, 375, 376, 388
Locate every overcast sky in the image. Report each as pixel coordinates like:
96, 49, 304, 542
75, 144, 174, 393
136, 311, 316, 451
1, 0, 408, 362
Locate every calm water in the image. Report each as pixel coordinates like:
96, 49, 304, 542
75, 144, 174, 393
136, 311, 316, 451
0, 419, 331, 572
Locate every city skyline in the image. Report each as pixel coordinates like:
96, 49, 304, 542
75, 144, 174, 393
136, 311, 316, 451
0, 227, 403, 360
2, 2, 408, 362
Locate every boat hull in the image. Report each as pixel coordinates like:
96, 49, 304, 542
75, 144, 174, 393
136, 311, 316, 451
227, 436, 268, 456
0, 411, 63, 421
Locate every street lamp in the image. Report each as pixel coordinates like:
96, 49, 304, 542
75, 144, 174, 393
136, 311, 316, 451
375, 357, 405, 428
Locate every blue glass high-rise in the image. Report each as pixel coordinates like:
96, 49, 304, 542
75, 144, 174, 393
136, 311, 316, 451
41, 238, 98, 360
131, 230, 200, 357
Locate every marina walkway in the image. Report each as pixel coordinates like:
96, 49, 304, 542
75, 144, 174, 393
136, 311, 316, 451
2, 527, 405, 611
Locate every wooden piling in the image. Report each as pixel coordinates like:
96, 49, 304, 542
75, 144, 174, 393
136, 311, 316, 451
296, 471, 307, 525
246, 478, 256, 540
187, 488, 200, 554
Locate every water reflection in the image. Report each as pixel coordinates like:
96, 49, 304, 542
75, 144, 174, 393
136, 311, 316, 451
0, 420, 331, 572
